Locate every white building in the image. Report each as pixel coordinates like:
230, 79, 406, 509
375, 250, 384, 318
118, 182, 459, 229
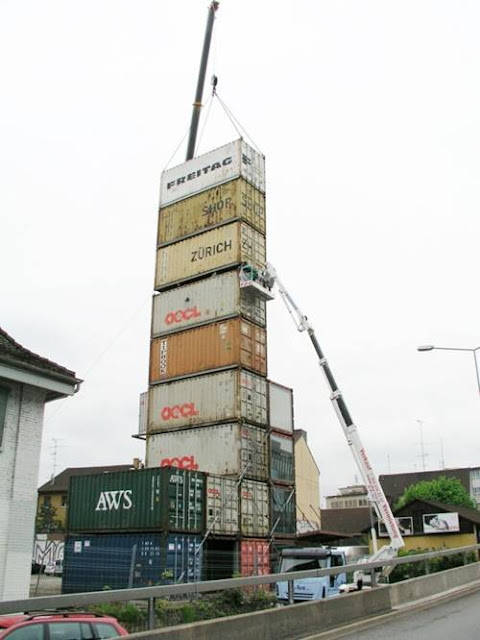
0, 327, 80, 601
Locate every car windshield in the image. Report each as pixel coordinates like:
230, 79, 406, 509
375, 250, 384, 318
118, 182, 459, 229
281, 558, 329, 572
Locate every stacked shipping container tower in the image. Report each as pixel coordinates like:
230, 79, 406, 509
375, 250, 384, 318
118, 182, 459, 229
63, 140, 298, 592
147, 139, 296, 578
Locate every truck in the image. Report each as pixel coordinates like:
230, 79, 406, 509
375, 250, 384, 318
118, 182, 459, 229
276, 547, 347, 602
241, 263, 405, 591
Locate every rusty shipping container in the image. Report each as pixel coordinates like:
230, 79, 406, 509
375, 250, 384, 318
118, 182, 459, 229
146, 423, 269, 481
206, 475, 239, 535
160, 139, 265, 207
240, 480, 269, 537
239, 539, 270, 577
269, 381, 294, 434
158, 178, 266, 245
67, 467, 205, 534
270, 433, 295, 483
148, 369, 267, 433
155, 222, 266, 290
149, 318, 267, 383
151, 271, 266, 338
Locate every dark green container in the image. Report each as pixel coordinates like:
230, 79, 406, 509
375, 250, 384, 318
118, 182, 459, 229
271, 485, 296, 535
270, 433, 294, 483
67, 467, 205, 533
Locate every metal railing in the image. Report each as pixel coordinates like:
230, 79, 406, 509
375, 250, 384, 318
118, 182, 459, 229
1, 543, 479, 629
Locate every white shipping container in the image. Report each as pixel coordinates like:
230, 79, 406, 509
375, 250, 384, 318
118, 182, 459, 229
206, 476, 239, 535
160, 139, 265, 207
145, 423, 268, 481
269, 381, 294, 433
151, 271, 266, 337
240, 480, 269, 537
148, 369, 267, 432
155, 222, 266, 290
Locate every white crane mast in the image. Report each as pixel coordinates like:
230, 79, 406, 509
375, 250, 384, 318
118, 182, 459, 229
261, 262, 404, 561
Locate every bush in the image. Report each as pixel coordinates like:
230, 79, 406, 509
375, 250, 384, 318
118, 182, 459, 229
389, 549, 476, 583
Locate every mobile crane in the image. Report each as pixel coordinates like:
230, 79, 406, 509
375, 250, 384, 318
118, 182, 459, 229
240, 263, 405, 586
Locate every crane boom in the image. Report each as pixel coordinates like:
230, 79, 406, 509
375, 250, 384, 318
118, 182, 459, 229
263, 262, 404, 560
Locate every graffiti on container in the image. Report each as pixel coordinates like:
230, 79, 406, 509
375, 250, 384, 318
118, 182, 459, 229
95, 490, 133, 511
159, 339, 168, 375
164, 307, 201, 325
161, 403, 199, 420
33, 537, 64, 565
191, 240, 233, 262
207, 487, 221, 498
241, 490, 253, 499
160, 455, 199, 471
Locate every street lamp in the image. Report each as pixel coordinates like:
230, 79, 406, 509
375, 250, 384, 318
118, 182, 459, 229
417, 344, 480, 397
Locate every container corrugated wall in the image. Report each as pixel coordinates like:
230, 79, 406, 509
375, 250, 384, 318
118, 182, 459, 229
269, 381, 294, 433
158, 178, 266, 245
149, 319, 267, 383
159, 139, 265, 207
148, 369, 268, 433
240, 480, 269, 536
63, 533, 203, 593
206, 475, 239, 535
151, 271, 266, 337
270, 433, 295, 483
271, 485, 296, 535
146, 423, 268, 481
67, 468, 205, 533
155, 222, 266, 290
239, 539, 270, 576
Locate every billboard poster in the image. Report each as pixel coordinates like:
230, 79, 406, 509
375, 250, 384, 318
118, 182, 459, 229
378, 516, 413, 537
422, 512, 460, 533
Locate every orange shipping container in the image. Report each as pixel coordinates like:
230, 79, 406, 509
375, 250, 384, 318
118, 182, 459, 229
150, 318, 267, 383
158, 178, 266, 245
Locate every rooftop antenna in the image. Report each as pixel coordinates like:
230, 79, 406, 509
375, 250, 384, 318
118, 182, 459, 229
186, 1, 219, 161
417, 419, 428, 471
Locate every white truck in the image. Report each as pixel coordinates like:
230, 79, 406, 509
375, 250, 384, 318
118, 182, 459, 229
276, 547, 347, 602
241, 263, 405, 590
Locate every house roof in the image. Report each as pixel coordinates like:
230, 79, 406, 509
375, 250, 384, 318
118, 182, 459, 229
320, 507, 372, 535
38, 465, 134, 493
0, 327, 81, 399
395, 498, 480, 526
379, 469, 471, 504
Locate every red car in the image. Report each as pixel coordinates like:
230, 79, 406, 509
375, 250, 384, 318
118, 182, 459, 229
0, 612, 129, 640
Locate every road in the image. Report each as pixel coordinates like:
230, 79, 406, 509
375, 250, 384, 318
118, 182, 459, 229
328, 589, 480, 639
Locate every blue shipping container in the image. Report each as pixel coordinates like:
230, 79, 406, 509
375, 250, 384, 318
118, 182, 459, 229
63, 533, 203, 593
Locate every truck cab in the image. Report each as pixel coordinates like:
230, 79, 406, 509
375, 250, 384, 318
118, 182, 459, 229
276, 547, 347, 602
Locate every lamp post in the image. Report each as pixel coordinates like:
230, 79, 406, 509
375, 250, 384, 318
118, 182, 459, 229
417, 344, 480, 397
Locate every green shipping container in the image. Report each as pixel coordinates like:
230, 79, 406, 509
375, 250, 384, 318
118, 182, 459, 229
67, 467, 205, 534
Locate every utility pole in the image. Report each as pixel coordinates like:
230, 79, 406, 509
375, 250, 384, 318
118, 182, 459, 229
186, 1, 219, 161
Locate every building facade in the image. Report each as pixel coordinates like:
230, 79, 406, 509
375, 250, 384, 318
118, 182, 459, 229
0, 328, 79, 601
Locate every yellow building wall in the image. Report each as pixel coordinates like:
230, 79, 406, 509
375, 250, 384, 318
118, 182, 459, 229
294, 437, 321, 531
373, 532, 476, 553
37, 493, 67, 529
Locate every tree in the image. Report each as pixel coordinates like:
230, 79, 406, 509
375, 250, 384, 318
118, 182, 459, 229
395, 476, 476, 510
36, 502, 64, 533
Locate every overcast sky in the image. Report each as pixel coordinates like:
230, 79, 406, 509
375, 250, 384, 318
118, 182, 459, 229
2, 1, 480, 503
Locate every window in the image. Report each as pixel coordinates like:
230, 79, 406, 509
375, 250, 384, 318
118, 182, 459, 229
0, 386, 10, 447
93, 623, 120, 639
5, 624, 44, 640
46, 622, 87, 640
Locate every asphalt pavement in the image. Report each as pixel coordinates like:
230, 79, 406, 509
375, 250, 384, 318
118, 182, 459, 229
309, 588, 480, 639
